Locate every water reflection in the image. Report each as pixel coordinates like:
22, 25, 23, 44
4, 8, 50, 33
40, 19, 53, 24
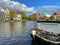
38, 23, 60, 34
0, 21, 37, 45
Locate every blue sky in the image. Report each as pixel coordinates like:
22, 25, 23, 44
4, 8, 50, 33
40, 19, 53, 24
12, 0, 60, 14
0, 0, 60, 15
13, 0, 60, 7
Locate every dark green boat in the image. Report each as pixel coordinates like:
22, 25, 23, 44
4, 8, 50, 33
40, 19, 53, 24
30, 28, 60, 45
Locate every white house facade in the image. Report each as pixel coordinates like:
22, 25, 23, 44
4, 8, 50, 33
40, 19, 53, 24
0, 8, 22, 21
0, 8, 10, 21
13, 14, 22, 21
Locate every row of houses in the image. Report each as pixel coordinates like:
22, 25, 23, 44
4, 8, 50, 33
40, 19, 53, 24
0, 8, 22, 21
32, 13, 51, 20
53, 12, 60, 20
32, 12, 60, 21
0, 8, 10, 20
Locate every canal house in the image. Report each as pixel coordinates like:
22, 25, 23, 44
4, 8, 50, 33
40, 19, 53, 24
53, 12, 60, 21
33, 13, 43, 20
13, 14, 22, 21
0, 8, 10, 21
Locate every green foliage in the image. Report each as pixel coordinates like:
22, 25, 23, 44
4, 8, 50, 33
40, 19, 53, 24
49, 15, 55, 19
9, 10, 16, 19
43, 16, 47, 18
20, 12, 27, 20
28, 15, 33, 20
57, 16, 60, 19
28, 15, 37, 20
57, 33, 60, 36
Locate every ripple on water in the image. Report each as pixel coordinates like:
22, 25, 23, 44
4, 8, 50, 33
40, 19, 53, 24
0, 35, 32, 45
0, 21, 36, 45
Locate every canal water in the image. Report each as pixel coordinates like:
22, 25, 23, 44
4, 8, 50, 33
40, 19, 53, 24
0, 21, 37, 45
0, 21, 59, 45
38, 22, 60, 34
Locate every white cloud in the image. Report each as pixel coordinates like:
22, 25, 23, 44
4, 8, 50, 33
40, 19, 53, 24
36, 6, 60, 14
42, 6, 60, 9
0, 0, 10, 2
0, 0, 35, 12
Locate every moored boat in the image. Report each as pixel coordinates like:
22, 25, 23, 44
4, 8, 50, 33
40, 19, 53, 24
30, 28, 60, 45
37, 20, 60, 23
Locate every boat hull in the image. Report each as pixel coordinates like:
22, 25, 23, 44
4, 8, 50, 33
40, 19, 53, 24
30, 33, 60, 45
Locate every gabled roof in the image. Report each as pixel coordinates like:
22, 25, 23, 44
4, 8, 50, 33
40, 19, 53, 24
33, 13, 42, 17
53, 12, 60, 15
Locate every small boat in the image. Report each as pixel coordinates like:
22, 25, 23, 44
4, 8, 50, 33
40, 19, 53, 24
37, 20, 60, 23
30, 28, 60, 45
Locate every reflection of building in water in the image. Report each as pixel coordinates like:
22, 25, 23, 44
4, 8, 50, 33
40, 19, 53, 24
0, 22, 11, 38
22, 21, 26, 26
9, 22, 15, 37
9, 22, 25, 37
12, 22, 24, 36
0, 22, 26, 37
10, 22, 14, 30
